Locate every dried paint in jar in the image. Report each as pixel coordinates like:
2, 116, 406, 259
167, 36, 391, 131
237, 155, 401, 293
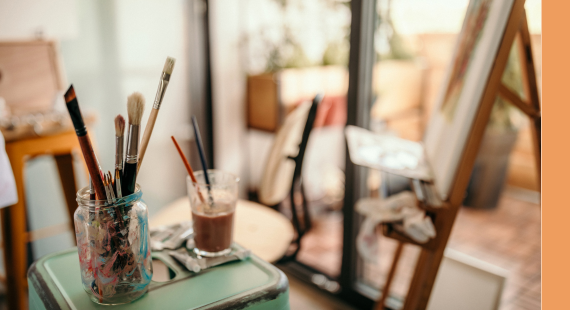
74, 185, 152, 305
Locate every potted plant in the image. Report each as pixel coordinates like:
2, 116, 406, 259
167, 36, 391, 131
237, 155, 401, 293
242, 0, 350, 132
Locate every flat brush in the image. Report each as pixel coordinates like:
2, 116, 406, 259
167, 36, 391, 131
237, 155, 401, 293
108, 172, 116, 200
103, 173, 115, 203
64, 85, 106, 199
122, 92, 145, 196
115, 170, 123, 198
107, 171, 127, 231
138, 57, 176, 173
115, 115, 125, 198
108, 170, 116, 197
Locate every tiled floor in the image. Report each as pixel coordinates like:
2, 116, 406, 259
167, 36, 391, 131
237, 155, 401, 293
296, 187, 541, 310
297, 211, 344, 278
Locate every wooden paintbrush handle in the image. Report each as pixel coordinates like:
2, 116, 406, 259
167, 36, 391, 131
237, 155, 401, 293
77, 133, 106, 199
137, 108, 158, 173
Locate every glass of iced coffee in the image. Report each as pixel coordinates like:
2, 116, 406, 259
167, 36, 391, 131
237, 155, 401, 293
187, 170, 239, 257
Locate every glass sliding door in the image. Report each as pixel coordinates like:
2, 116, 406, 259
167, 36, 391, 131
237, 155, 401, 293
241, 0, 353, 286
235, 0, 386, 308
271, 1, 379, 308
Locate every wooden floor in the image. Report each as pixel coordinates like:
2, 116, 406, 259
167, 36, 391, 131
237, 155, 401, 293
297, 187, 541, 310
288, 273, 358, 310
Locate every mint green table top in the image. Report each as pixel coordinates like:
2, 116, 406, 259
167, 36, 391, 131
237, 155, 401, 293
28, 246, 289, 310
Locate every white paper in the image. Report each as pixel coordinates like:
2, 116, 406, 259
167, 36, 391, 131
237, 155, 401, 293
0, 131, 17, 208
345, 125, 433, 180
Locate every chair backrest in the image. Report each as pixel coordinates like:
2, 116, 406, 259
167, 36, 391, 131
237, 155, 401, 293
258, 101, 312, 206
258, 94, 322, 206
422, 0, 516, 201
258, 94, 322, 260
290, 94, 322, 190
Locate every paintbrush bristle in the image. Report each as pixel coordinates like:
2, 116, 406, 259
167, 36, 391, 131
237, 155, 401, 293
127, 92, 145, 126
64, 85, 76, 103
115, 115, 125, 137
163, 57, 176, 75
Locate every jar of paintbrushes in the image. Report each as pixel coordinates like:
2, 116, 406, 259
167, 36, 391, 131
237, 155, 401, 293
63, 56, 175, 304
74, 184, 152, 305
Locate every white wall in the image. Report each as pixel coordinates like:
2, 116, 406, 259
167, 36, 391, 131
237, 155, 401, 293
0, 0, 194, 260
0, 0, 79, 40
60, 0, 192, 214
209, 0, 248, 197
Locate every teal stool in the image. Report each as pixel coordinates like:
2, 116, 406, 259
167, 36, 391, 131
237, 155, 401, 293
28, 246, 290, 310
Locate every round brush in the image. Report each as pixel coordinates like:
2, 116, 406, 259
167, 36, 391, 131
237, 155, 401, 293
122, 92, 145, 196
114, 115, 125, 198
137, 57, 176, 173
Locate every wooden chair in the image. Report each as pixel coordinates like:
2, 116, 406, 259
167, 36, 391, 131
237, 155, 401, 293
0, 40, 89, 310
258, 94, 323, 261
374, 3, 540, 309
150, 198, 295, 264
2, 129, 86, 310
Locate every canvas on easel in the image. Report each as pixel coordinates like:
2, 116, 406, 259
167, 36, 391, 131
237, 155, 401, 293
345, 0, 540, 309
424, 0, 527, 202
398, 1, 539, 309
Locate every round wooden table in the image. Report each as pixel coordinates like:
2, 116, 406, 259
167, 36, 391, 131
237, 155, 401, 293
150, 197, 294, 263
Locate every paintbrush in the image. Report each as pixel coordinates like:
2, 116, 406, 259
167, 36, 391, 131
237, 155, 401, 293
122, 92, 145, 196
115, 170, 123, 198
108, 172, 116, 200
103, 173, 113, 203
137, 57, 176, 173
191, 116, 213, 204
107, 170, 116, 197
64, 85, 106, 199
114, 115, 125, 198
89, 177, 96, 201
171, 136, 205, 203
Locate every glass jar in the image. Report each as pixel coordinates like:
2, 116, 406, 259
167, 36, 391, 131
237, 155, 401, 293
187, 170, 239, 257
74, 185, 153, 305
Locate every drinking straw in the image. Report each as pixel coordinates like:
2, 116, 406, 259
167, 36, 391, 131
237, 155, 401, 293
191, 116, 213, 203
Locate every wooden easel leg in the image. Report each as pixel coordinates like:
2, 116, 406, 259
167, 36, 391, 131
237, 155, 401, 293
517, 10, 541, 188
397, 3, 535, 310
403, 206, 460, 310
375, 242, 404, 310
1, 154, 28, 310
532, 117, 542, 186
54, 153, 79, 243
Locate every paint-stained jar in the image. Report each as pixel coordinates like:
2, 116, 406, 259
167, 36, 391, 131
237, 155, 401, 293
74, 184, 153, 305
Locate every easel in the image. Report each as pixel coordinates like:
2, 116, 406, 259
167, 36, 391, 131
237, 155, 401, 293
375, 1, 541, 309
